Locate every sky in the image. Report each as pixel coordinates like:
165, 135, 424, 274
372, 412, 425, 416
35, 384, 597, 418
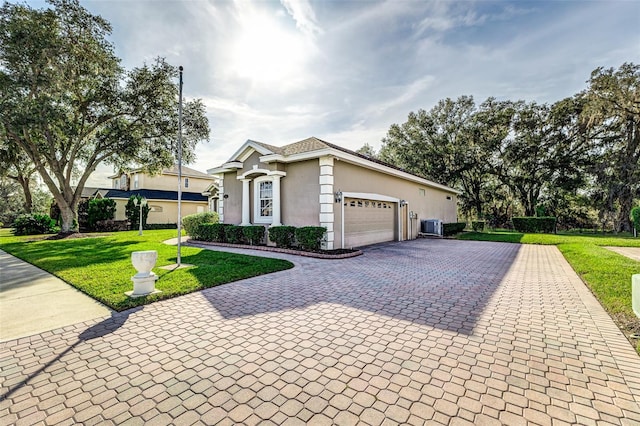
24, 0, 640, 186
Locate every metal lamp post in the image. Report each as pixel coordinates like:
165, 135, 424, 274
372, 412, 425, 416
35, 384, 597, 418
135, 197, 147, 236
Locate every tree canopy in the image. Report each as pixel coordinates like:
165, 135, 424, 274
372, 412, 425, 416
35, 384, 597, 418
376, 63, 639, 231
0, 0, 210, 232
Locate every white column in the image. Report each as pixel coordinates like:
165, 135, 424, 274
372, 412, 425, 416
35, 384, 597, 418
217, 176, 224, 222
271, 175, 282, 226
241, 178, 251, 225
319, 156, 335, 250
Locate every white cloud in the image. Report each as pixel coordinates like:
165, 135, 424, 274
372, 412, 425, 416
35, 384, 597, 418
280, 0, 322, 36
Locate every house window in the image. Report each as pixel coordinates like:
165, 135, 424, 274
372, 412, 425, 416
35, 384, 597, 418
120, 174, 127, 190
134, 174, 139, 189
259, 181, 273, 218
184, 178, 189, 188
114, 179, 120, 189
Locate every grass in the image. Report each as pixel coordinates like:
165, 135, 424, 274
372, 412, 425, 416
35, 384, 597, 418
0, 229, 293, 311
458, 230, 640, 353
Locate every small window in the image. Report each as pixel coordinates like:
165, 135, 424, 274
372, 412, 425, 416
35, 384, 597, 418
259, 181, 273, 217
120, 174, 127, 189
357, 200, 363, 207
184, 178, 189, 188
349, 201, 355, 207
446, 196, 452, 200
134, 174, 139, 189
419, 188, 426, 196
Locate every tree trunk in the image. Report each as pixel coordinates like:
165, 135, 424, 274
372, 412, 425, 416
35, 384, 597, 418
616, 194, 633, 233
17, 176, 33, 213
58, 202, 78, 233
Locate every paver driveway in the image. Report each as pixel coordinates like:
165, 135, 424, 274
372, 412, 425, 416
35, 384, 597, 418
1, 239, 639, 425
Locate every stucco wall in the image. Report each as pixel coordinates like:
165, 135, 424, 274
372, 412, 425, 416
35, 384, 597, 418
112, 173, 213, 193
281, 160, 320, 227
333, 161, 458, 247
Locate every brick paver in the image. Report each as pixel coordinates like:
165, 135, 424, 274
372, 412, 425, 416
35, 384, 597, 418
2, 239, 639, 425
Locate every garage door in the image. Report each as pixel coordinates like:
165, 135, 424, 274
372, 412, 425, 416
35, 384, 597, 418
344, 198, 395, 248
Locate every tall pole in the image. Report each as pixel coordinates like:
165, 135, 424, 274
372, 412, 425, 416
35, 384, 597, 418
177, 66, 183, 266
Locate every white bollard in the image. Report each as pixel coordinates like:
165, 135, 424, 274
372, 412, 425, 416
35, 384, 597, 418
633, 275, 640, 319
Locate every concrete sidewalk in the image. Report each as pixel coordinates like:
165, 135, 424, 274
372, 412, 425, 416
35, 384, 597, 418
0, 250, 111, 342
605, 246, 640, 262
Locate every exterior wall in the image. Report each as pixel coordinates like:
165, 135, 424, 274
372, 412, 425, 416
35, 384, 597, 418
333, 161, 457, 248
280, 160, 320, 227
111, 199, 207, 224
239, 152, 265, 175
111, 173, 213, 193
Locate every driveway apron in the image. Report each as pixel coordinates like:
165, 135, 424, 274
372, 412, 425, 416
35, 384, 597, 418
1, 239, 639, 425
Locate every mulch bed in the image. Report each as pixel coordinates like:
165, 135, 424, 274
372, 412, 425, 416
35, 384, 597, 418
188, 240, 363, 259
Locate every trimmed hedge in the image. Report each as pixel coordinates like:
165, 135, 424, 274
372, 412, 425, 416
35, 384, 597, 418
197, 223, 229, 242
269, 226, 297, 248
295, 226, 326, 251
512, 217, 556, 233
94, 220, 129, 232
13, 213, 57, 235
243, 225, 265, 245
225, 225, 245, 244
183, 212, 219, 237
145, 223, 177, 230
87, 198, 116, 229
443, 222, 466, 236
471, 221, 485, 232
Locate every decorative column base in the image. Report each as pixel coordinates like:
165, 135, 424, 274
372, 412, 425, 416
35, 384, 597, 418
633, 274, 640, 318
126, 274, 161, 298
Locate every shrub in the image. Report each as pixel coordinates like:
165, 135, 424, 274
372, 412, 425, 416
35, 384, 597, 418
94, 219, 129, 232
295, 226, 326, 251
632, 207, 640, 233
197, 223, 230, 242
125, 195, 150, 230
225, 225, 245, 244
443, 222, 466, 236
182, 212, 219, 237
471, 221, 485, 232
269, 226, 297, 248
87, 198, 116, 229
512, 217, 556, 233
145, 223, 177, 230
13, 213, 57, 235
243, 225, 265, 245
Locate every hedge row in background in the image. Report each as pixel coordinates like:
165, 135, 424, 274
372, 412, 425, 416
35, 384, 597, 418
195, 223, 327, 251
443, 222, 466, 236
512, 217, 556, 233
471, 221, 485, 232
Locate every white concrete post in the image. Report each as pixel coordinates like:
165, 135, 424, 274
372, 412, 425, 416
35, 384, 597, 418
271, 175, 282, 227
633, 274, 640, 318
241, 178, 251, 226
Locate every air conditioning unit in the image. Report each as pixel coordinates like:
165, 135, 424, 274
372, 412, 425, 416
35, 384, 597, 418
421, 219, 442, 235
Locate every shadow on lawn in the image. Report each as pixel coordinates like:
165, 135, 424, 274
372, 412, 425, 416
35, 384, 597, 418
195, 238, 521, 335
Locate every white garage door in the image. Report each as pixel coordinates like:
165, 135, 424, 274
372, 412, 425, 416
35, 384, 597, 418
344, 198, 395, 248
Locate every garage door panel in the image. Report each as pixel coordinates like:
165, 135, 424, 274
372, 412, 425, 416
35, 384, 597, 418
344, 198, 395, 247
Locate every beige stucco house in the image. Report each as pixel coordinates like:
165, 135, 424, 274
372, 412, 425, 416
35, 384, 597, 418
100, 166, 218, 224
208, 137, 459, 249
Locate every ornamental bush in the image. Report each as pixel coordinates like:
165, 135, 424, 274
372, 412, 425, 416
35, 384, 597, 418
471, 221, 485, 232
443, 222, 466, 236
87, 198, 116, 229
632, 207, 640, 234
295, 226, 326, 251
512, 217, 556, 233
243, 225, 265, 245
196, 223, 229, 242
13, 213, 57, 235
183, 212, 219, 238
269, 226, 297, 248
224, 225, 245, 244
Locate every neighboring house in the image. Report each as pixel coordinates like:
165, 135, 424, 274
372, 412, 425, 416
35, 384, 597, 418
208, 137, 459, 249
98, 166, 218, 225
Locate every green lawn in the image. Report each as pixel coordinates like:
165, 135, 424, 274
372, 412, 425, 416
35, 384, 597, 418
0, 229, 293, 311
458, 231, 640, 353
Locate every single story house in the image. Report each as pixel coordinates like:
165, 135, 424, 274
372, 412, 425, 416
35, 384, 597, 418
208, 137, 459, 249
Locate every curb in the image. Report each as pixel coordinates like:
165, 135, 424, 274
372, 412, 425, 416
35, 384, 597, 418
187, 240, 363, 259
